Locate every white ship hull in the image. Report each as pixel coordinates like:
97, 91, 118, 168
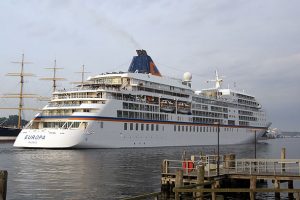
14, 120, 266, 148
13, 50, 270, 149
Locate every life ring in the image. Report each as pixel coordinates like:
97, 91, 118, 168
182, 160, 194, 173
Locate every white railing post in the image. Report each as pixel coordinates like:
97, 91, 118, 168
265, 161, 267, 173
242, 161, 245, 171
208, 157, 210, 177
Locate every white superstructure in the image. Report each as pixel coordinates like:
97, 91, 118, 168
14, 50, 269, 148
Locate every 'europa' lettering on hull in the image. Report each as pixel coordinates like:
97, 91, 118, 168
24, 135, 46, 140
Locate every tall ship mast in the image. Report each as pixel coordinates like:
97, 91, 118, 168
71, 64, 90, 88
0, 54, 37, 140
14, 50, 270, 148
40, 60, 65, 93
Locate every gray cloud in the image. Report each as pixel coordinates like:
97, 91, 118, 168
0, 0, 299, 131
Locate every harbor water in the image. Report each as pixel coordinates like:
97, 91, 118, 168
1, 137, 300, 200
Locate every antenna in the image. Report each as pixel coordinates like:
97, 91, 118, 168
206, 69, 225, 89
71, 64, 90, 88
40, 60, 66, 92
0, 54, 38, 129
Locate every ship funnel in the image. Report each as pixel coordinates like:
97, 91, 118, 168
128, 50, 161, 76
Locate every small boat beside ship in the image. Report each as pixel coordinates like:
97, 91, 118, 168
0, 126, 20, 141
14, 50, 270, 148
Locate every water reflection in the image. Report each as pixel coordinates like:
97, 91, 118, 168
0, 138, 299, 200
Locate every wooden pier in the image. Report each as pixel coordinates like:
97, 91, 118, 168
161, 149, 300, 200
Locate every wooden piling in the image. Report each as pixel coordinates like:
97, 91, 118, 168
0, 170, 7, 200
249, 176, 257, 200
211, 181, 220, 200
195, 165, 205, 200
211, 181, 216, 200
175, 169, 183, 200
274, 179, 280, 200
288, 180, 294, 200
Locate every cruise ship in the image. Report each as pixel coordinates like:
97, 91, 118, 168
14, 50, 269, 148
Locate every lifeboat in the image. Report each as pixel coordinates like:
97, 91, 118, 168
160, 99, 175, 112
177, 101, 191, 114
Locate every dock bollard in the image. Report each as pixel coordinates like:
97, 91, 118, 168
0, 170, 7, 200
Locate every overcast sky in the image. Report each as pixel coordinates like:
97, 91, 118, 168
0, 0, 299, 131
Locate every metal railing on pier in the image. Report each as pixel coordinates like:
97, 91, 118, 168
162, 155, 300, 177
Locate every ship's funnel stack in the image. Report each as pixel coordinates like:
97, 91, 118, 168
128, 50, 161, 76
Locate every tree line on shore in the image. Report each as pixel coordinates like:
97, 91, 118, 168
0, 115, 29, 127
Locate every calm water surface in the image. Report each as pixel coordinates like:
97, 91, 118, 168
1, 138, 300, 200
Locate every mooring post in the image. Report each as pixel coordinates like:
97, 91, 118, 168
211, 181, 216, 200
296, 192, 300, 200
175, 169, 183, 200
0, 170, 8, 200
249, 176, 257, 200
274, 179, 280, 200
281, 147, 286, 172
195, 165, 205, 200
288, 180, 294, 200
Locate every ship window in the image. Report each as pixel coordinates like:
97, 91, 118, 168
174, 125, 176, 132
141, 124, 144, 131
200, 127, 202, 132
70, 122, 80, 129
193, 126, 195, 132
129, 112, 134, 119
186, 126, 188, 132
197, 126, 199, 132
123, 111, 129, 118
100, 122, 103, 128
123, 102, 128, 109
146, 124, 149, 131
117, 110, 122, 118
130, 123, 133, 130
82, 122, 88, 129
124, 123, 127, 130
65, 122, 72, 129
135, 123, 138, 131
151, 124, 154, 131
189, 126, 192, 132
156, 124, 159, 131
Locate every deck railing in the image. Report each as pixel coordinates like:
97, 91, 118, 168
162, 155, 300, 177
